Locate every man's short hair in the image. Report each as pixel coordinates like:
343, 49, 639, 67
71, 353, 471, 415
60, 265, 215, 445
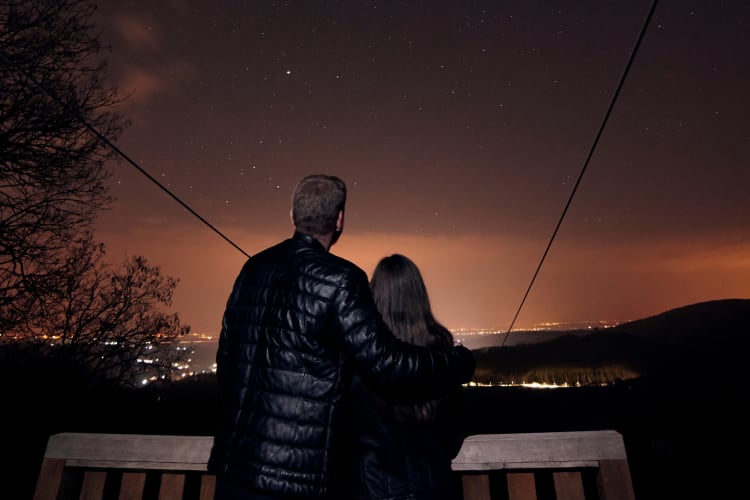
292, 174, 347, 236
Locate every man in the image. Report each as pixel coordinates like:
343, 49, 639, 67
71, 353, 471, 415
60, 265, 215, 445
208, 174, 475, 499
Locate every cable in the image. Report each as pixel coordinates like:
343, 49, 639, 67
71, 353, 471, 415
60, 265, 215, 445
498, 0, 660, 347
0, 49, 251, 260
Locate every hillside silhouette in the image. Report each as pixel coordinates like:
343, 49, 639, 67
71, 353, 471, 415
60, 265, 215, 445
612, 297, 750, 344
471, 298, 750, 386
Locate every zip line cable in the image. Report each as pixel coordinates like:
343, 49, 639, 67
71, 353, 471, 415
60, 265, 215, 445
498, 0, 659, 347
0, 49, 252, 260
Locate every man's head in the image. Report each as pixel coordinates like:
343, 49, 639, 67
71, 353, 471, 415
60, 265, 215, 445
291, 174, 347, 240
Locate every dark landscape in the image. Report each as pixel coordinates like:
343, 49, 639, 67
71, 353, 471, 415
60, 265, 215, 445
3, 298, 749, 499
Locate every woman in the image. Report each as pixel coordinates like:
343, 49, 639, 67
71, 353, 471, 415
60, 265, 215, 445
350, 254, 468, 500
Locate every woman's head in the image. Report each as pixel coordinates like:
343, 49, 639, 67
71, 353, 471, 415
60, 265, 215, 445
370, 254, 455, 422
370, 254, 440, 346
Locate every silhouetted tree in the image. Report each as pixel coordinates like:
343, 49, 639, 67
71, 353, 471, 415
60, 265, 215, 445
21, 234, 190, 387
0, 0, 126, 335
0, 1, 190, 387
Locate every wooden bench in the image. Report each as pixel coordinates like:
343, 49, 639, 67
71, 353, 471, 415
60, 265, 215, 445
453, 431, 636, 500
33, 430, 635, 499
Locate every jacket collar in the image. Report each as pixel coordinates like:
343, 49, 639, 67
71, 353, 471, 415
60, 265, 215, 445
293, 231, 327, 252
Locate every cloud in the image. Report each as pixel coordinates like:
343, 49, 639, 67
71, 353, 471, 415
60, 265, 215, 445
103, 11, 196, 114
116, 69, 165, 104
114, 15, 161, 51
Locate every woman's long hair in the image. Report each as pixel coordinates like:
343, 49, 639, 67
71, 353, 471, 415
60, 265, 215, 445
370, 254, 454, 421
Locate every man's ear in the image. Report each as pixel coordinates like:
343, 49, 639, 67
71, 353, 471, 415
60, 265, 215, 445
290, 209, 294, 226
336, 210, 344, 232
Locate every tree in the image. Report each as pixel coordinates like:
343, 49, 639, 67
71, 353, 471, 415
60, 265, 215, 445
22, 234, 191, 387
0, 0, 190, 386
0, 0, 125, 335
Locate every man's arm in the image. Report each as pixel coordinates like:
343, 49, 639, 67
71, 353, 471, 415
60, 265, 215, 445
336, 267, 475, 398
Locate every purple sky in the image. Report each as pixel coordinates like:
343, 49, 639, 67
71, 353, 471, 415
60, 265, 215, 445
91, 1, 749, 334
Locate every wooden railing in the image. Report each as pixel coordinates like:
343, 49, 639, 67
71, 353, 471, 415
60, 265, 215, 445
453, 431, 635, 500
33, 430, 635, 500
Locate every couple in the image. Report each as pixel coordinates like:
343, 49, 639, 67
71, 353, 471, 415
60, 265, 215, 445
208, 174, 475, 499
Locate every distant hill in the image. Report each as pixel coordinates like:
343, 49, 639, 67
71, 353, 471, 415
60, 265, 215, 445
610, 298, 750, 345
470, 298, 750, 386
459, 328, 592, 350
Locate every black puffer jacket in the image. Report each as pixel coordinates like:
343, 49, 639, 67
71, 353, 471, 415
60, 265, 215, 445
350, 378, 466, 500
208, 232, 475, 498
350, 325, 467, 500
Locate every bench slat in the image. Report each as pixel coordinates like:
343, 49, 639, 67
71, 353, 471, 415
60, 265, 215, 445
119, 472, 146, 499
43, 433, 212, 470
461, 473, 492, 500
199, 474, 216, 500
32, 458, 65, 500
452, 430, 628, 471
597, 459, 636, 500
158, 472, 185, 500
554, 470, 586, 500
80, 470, 106, 500
507, 471, 536, 500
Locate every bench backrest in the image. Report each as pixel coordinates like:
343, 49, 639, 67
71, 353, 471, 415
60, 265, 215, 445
33, 430, 635, 500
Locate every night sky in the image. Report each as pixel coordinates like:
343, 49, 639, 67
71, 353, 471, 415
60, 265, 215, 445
91, 1, 749, 334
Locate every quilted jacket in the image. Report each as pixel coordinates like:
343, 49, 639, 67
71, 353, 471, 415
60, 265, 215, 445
208, 232, 475, 498
349, 328, 467, 500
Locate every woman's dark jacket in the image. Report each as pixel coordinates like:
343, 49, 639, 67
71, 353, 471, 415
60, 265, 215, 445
207, 232, 475, 498
350, 328, 467, 500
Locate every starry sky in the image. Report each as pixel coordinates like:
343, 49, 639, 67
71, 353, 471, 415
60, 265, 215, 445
91, 1, 749, 334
